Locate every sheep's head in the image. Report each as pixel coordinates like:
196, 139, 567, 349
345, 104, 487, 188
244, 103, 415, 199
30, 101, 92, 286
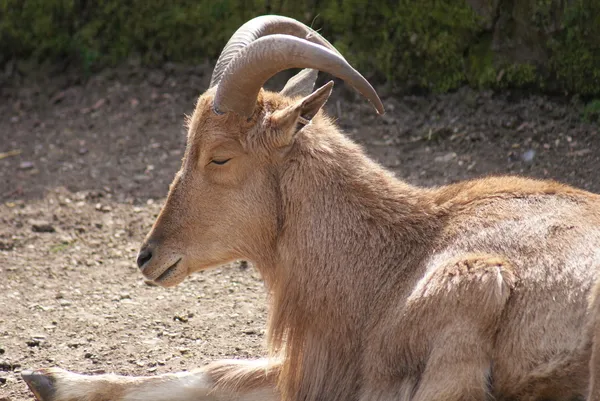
136, 15, 383, 287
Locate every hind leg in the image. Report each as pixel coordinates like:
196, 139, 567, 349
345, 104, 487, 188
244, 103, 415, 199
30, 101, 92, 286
411, 325, 492, 401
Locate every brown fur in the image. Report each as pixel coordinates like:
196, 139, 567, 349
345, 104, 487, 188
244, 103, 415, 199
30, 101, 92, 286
32, 86, 600, 401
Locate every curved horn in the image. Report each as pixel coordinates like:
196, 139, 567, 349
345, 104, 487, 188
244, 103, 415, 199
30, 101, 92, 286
210, 15, 343, 88
213, 35, 385, 117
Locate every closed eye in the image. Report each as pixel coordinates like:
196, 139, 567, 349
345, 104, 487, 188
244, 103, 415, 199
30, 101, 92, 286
210, 158, 231, 165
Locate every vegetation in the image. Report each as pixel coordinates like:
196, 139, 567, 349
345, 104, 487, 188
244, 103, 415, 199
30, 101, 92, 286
0, 0, 598, 95
583, 99, 600, 122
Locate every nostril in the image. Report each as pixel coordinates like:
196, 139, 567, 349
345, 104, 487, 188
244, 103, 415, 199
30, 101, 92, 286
137, 247, 153, 269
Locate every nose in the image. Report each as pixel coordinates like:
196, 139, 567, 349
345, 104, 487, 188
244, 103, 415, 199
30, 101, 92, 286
137, 246, 153, 269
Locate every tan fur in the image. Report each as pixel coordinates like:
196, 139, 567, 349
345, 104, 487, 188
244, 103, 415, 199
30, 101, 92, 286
36, 87, 600, 401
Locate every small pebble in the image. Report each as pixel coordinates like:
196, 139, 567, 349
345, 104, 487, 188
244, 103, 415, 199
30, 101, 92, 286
522, 149, 536, 163
30, 220, 55, 233
434, 152, 456, 163
173, 314, 188, 323
0, 361, 20, 371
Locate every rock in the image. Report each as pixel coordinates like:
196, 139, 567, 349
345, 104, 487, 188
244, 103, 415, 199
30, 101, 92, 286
522, 149, 536, 163
26, 339, 40, 347
94, 203, 112, 212
51, 91, 66, 104
569, 149, 591, 157
173, 314, 188, 323
434, 152, 457, 163
92, 98, 106, 110
31, 220, 55, 233
133, 174, 151, 182
0, 361, 20, 371
19, 161, 34, 170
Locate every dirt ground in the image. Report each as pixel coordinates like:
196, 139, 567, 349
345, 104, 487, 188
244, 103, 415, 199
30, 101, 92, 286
1, 65, 599, 401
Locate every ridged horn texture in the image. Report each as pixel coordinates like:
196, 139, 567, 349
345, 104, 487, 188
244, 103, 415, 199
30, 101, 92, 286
209, 15, 342, 89
211, 16, 385, 117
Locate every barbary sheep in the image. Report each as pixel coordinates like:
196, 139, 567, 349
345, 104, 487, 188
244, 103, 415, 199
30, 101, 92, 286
23, 15, 600, 401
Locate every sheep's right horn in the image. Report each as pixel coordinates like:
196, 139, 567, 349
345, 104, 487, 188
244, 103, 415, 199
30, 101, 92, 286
213, 34, 385, 117
209, 15, 343, 88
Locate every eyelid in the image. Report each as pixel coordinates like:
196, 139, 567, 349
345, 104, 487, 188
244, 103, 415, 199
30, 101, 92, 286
210, 158, 231, 165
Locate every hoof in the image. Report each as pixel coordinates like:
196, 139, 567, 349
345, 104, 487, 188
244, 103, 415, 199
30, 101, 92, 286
22, 369, 57, 401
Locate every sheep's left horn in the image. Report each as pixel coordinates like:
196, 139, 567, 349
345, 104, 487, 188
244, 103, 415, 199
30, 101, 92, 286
213, 34, 384, 117
209, 15, 343, 89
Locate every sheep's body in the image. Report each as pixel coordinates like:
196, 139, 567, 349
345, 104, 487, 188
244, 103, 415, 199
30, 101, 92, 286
21, 15, 600, 401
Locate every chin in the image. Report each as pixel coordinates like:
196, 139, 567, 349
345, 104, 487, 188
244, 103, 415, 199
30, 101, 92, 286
150, 261, 189, 288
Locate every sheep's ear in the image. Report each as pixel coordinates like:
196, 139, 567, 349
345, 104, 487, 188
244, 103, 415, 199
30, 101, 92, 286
280, 69, 319, 98
270, 81, 334, 147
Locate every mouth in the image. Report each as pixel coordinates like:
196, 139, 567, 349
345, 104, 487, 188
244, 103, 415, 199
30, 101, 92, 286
152, 258, 183, 285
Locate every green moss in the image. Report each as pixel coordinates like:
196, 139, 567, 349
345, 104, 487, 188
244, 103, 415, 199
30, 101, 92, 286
466, 31, 540, 91
548, 0, 600, 95
320, 0, 482, 92
466, 33, 497, 88
583, 99, 600, 122
499, 64, 540, 88
0, 0, 263, 70
0, 0, 599, 95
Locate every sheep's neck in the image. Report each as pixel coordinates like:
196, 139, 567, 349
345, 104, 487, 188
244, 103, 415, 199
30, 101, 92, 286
265, 128, 438, 401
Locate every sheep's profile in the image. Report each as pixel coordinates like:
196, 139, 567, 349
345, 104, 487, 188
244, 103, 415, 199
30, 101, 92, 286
23, 15, 600, 401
